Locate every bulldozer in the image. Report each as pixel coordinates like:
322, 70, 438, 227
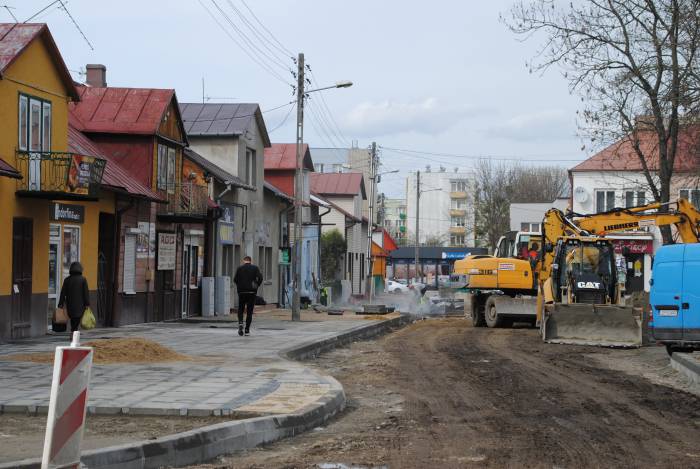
457, 199, 700, 347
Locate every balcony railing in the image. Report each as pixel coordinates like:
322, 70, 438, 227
15, 150, 106, 199
450, 191, 468, 199
449, 208, 467, 217
449, 226, 467, 235
158, 181, 209, 217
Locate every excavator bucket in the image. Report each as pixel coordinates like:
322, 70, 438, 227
542, 304, 642, 347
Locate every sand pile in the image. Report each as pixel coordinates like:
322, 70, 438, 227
2, 338, 190, 364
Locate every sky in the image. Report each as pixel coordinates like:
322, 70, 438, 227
9, 0, 590, 197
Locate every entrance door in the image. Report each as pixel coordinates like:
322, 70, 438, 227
97, 213, 115, 326
181, 234, 202, 317
12, 218, 33, 339
625, 253, 645, 294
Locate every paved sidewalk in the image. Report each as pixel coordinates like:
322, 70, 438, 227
0, 311, 375, 417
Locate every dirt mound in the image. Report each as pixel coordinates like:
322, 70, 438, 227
3, 338, 190, 364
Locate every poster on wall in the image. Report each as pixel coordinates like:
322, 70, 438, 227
66, 154, 95, 195
149, 223, 156, 258
137, 222, 149, 259
157, 232, 176, 270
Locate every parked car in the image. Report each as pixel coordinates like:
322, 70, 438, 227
386, 279, 410, 294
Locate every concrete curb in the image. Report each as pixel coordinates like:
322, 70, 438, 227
282, 313, 414, 361
670, 352, 700, 386
0, 314, 413, 469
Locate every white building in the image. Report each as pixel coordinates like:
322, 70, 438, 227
405, 168, 475, 247
381, 197, 407, 245
510, 198, 570, 232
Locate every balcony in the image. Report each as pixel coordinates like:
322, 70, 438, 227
15, 150, 106, 200
157, 181, 209, 219
449, 208, 466, 217
449, 226, 467, 235
450, 191, 468, 199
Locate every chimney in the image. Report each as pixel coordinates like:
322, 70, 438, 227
85, 64, 106, 87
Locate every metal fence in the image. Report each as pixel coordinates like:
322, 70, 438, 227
15, 150, 106, 198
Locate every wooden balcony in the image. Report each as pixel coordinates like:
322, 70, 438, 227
157, 181, 209, 220
15, 150, 106, 200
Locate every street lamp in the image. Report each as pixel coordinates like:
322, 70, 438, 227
292, 53, 352, 321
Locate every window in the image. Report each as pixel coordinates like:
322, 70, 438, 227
123, 233, 136, 294
595, 190, 616, 212
19, 94, 51, 151
451, 216, 466, 227
222, 245, 233, 279
246, 148, 257, 185
314, 163, 324, 172
680, 189, 700, 209
265, 247, 272, 280
450, 180, 468, 192
157, 144, 177, 192
520, 222, 540, 233
625, 191, 646, 208
451, 235, 465, 246
332, 164, 343, 173
451, 199, 466, 209
258, 246, 265, 272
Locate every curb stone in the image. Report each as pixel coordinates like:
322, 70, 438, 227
670, 352, 700, 386
0, 314, 413, 469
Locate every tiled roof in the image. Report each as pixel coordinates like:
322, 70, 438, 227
179, 103, 271, 147
184, 148, 253, 190
70, 86, 182, 137
571, 126, 700, 172
68, 120, 164, 201
0, 23, 79, 100
0, 157, 20, 179
310, 172, 366, 198
264, 143, 313, 170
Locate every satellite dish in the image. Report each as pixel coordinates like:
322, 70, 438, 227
574, 186, 589, 204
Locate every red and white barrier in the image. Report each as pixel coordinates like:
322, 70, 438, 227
42, 331, 93, 469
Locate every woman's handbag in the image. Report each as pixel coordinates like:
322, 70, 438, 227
81, 307, 96, 330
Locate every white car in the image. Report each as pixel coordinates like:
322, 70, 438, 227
386, 280, 409, 294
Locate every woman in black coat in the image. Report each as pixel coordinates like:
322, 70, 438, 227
58, 262, 90, 335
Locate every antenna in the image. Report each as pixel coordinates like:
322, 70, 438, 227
57, 0, 94, 50
1, 5, 17, 22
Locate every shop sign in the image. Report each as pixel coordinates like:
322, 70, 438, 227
279, 248, 290, 265
441, 251, 469, 259
50, 203, 84, 223
66, 154, 96, 195
219, 221, 235, 245
157, 232, 177, 270
612, 239, 653, 255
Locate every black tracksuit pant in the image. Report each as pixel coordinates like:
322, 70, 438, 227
238, 292, 256, 330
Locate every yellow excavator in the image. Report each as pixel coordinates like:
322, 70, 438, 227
455, 198, 700, 347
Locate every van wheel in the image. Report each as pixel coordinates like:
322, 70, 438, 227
485, 297, 504, 328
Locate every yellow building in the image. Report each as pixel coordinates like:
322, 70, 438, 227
0, 24, 112, 340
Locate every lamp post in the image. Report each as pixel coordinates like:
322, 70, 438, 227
292, 52, 352, 321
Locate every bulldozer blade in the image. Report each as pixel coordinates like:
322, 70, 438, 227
542, 304, 642, 348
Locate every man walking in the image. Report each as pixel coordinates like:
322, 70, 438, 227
233, 256, 263, 336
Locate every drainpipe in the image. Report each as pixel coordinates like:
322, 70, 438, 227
112, 196, 135, 327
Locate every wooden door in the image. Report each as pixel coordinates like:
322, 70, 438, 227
11, 218, 33, 338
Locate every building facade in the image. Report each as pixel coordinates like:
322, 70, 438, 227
381, 197, 407, 245
405, 169, 475, 247
509, 198, 570, 232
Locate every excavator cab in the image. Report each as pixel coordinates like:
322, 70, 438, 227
541, 237, 642, 347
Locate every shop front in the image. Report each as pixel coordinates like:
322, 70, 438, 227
608, 235, 654, 294
387, 246, 488, 288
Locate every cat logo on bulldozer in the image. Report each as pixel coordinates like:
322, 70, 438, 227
577, 281, 601, 289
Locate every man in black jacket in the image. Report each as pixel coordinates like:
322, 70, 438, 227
233, 256, 263, 336
58, 262, 90, 338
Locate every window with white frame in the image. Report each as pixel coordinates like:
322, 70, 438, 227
451, 198, 466, 209
19, 94, 51, 151
520, 222, 540, 232
680, 189, 700, 209
596, 190, 616, 212
450, 234, 465, 245
624, 190, 646, 208
450, 180, 468, 192
246, 148, 257, 186
451, 216, 466, 227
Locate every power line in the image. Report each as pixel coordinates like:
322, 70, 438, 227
239, 0, 293, 56
197, 0, 292, 86
57, 0, 93, 50
380, 146, 585, 162
268, 102, 296, 133
224, 0, 292, 65
24, 0, 60, 22
180, 100, 295, 123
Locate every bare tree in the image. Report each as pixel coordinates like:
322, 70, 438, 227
505, 0, 700, 241
474, 161, 568, 250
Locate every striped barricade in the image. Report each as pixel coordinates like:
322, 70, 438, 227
41, 331, 93, 469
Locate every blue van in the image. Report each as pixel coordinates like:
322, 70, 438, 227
650, 243, 700, 354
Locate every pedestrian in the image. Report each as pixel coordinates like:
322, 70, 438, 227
58, 261, 90, 339
233, 256, 263, 336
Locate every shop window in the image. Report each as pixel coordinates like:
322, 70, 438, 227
187, 245, 200, 289
123, 234, 136, 294
62, 226, 81, 281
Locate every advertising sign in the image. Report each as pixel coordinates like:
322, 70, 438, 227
157, 232, 177, 270
50, 203, 84, 223
66, 154, 95, 195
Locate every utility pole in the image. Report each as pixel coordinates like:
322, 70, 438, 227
292, 52, 304, 321
366, 142, 377, 300
414, 170, 420, 283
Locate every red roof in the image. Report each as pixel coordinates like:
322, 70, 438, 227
571, 126, 700, 172
0, 23, 78, 100
0, 157, 20, 179
68, 119, 164, 201
264, 143, 313, 170
310, 172, 366, 198
383, 228, 398, 252
70, 86, 182, 137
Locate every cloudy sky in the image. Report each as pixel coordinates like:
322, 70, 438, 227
12, 0, 589, 196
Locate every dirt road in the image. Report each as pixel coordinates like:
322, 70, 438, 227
193, 318, 700, 468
